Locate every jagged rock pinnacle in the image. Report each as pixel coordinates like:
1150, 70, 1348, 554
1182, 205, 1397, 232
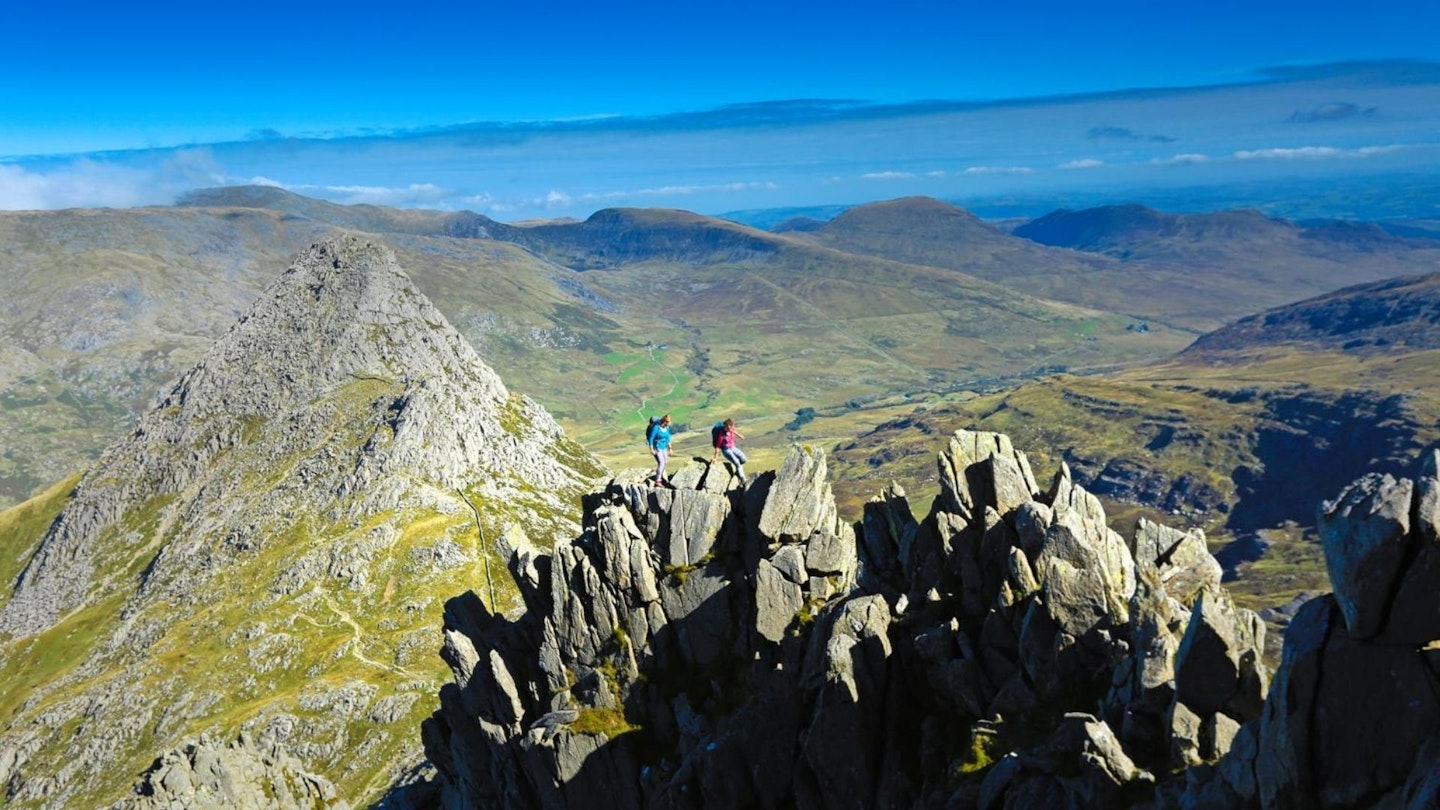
0, 236, 602, 808
3, 235, 593, 636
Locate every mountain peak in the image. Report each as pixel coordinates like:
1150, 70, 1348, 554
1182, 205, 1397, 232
163, 234, 498, 417
513, 207, 782, 268
0, 235, 603, 805
5, 234, 598, 633
827, 195, 986, 227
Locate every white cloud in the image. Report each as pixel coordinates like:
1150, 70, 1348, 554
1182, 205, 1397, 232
962, 165, 1033, 176
861, 171, 916, 179
248, 175, 286, 187
1233, 145, 1403, 160
0, 150, 225, 211
1151, 153, 1210, 165
927, 170, 947, 177
576, 181, 778, 202
542, 190, 573, 207
294, 182, 450, 206
634, 181, 777, 196
1060, 158, 1104, 170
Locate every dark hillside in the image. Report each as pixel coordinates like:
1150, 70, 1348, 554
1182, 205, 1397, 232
511, 207, 785, 268
1014, 205, 1288, 254
1186, 271, 1440, 355
770, 216, 826, 233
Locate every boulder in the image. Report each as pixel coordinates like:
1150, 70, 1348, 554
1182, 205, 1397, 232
1174, 587, 1267, 721
755, 558, 804, 643
1318, 472, 1413, 639
935, 430, 1040, 522
1132, 518, 1221, 607
758, 446, 836, 544
801, 595, 893, 810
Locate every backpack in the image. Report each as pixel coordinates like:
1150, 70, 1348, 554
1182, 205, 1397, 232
645, 416, 662, 446
711, 422, 726, 449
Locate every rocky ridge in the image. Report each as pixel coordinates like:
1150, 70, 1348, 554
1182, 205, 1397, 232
0, 236, 602, 808
422, 430, 1275, 808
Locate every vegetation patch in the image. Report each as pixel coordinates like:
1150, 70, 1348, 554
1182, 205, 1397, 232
569, 706, 639, 738
0, 472, 80, 603
952, 723, 1002, 777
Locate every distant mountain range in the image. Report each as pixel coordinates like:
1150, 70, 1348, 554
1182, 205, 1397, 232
797, 197, 1440, 332
721, 172, 1440, 225
0, 189, 1199, 506
5, 190, 1440, 568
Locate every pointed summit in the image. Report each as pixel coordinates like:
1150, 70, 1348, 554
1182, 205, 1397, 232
5, 235, 595, 634
0, 236, 602, 806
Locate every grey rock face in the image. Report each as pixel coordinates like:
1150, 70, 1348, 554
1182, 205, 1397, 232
425, 430, 1268, 810
1174, 587, 1267, 719
113, 733, 348, 810
1177, 450, 1440, 809
1318, 472, 1413, 639
935, 429, 1040, 522
1133, 518, 1221, 606
757, 445, 840, 544
425, 445, 861, 810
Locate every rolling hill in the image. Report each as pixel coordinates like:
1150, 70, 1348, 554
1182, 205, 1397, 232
795, 197, 1440, 332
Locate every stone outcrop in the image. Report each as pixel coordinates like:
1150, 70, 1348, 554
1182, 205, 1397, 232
423, 429, 1269, 808
113, 734, 347, 810
422, 447, 859, 809
1178, 452, 1440, 809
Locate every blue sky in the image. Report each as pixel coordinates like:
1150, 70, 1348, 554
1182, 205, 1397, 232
4, 1, 1440, 218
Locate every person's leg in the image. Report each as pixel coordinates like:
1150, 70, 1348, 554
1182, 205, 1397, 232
656, 449, 669, 485
723, 447, 747, 483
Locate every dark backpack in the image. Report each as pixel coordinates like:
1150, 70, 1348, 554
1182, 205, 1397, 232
646, 416, 662, 446
711, 422, 726, 449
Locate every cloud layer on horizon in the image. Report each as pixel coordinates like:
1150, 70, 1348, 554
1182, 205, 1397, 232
3, 61, 1439, 219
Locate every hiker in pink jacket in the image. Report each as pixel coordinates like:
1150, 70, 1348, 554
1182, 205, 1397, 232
711, 418, 748, 486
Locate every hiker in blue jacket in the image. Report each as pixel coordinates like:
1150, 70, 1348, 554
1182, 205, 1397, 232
649, 413, 674, 488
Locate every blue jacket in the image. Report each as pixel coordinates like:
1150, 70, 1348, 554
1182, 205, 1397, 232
650, 424, 672, 452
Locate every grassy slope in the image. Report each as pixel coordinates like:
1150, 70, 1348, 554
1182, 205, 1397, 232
822, 344, 1440, 612
0, 382, 586, 807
